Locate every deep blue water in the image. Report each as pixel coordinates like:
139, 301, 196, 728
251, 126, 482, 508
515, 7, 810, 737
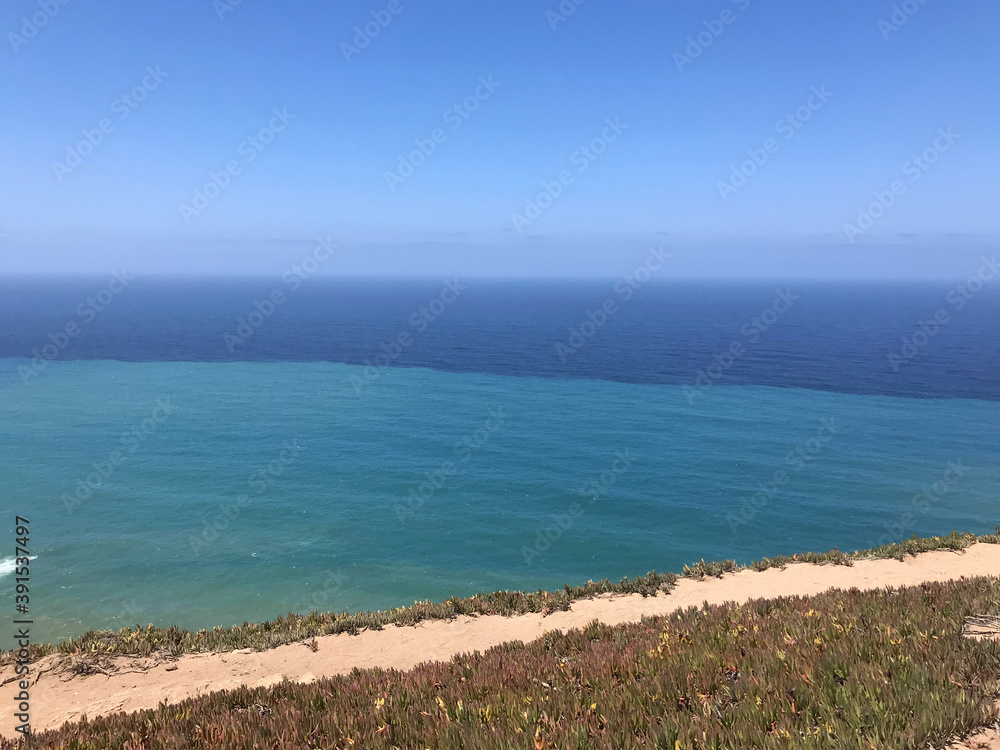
0, 277, 998, 647
1, 277, 998, 399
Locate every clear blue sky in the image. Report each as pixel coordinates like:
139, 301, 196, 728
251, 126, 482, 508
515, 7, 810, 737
1, 0, 997, 278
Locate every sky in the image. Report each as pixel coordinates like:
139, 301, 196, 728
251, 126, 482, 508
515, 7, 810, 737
0, 0, 997, 278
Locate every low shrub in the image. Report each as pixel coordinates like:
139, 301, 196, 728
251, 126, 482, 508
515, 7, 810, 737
2, 531, 996, 662
7, 577, 1000, 749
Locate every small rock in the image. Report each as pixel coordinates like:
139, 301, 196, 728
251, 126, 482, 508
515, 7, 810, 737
232, 648, 253, 654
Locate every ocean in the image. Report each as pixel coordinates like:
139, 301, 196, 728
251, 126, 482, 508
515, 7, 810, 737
1, 277, 998, 646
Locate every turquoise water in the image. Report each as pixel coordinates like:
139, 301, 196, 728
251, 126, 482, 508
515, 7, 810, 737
1, 359, 998, 647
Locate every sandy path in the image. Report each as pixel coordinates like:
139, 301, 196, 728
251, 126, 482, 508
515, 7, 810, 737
948, 723, 1000, 750
3, 544, 999, 739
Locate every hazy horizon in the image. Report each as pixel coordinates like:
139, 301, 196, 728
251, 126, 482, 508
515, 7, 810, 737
1, 240, 997, 281
2, 0, 997, 278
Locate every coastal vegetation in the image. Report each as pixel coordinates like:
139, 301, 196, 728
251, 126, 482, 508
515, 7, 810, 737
6, 573, 999, 749
3, 531, 996, 663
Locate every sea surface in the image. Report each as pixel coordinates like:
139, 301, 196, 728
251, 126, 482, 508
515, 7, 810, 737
1, 278, 998, 647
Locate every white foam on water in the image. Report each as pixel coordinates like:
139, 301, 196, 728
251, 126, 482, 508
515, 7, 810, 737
0, 556, 36, 579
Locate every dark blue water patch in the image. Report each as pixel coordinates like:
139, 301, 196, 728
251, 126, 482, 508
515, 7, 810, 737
1, 276, 998, 400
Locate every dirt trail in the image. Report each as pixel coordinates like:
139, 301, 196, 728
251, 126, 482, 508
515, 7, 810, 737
3, 544, 999, 739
